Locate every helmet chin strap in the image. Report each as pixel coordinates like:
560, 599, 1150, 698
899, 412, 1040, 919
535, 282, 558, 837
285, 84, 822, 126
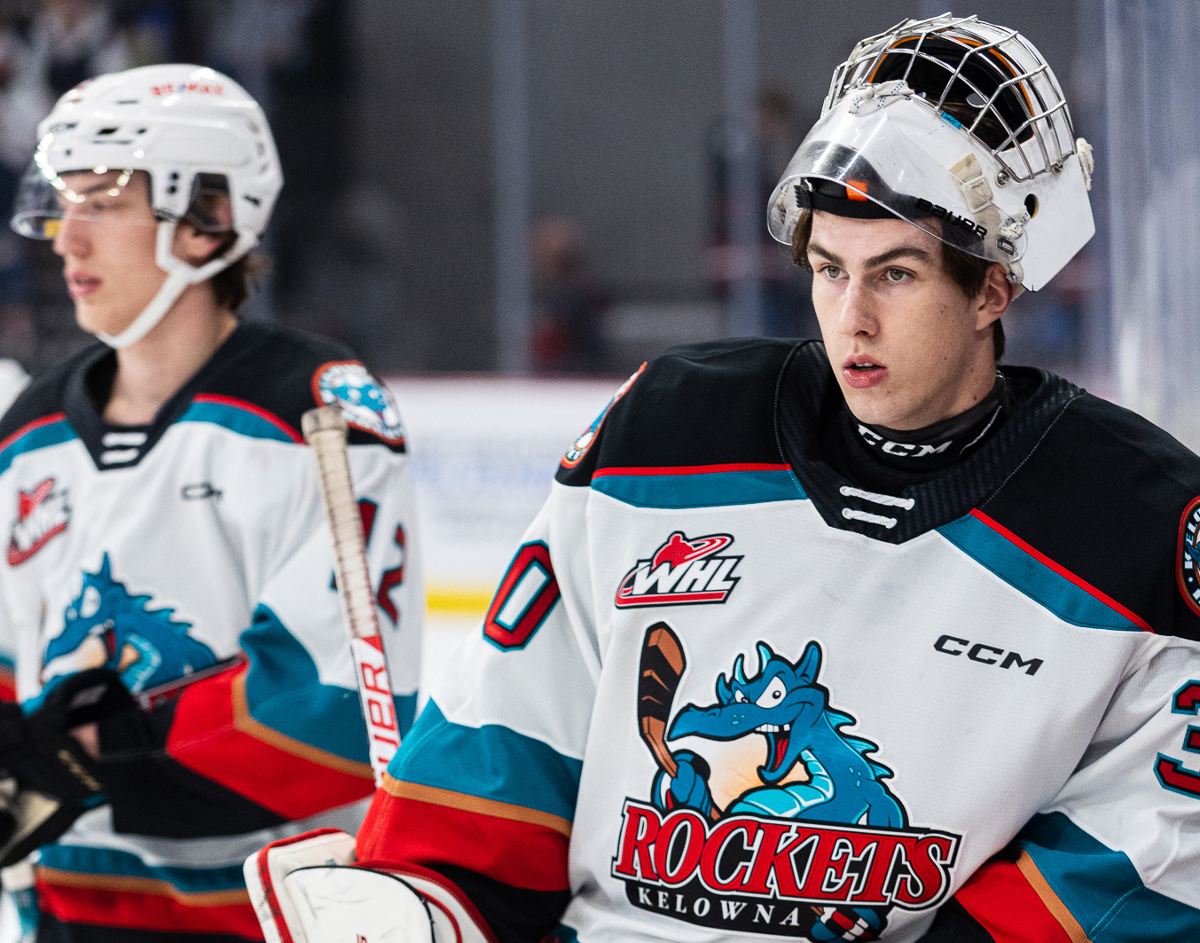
96, 221, 257, 349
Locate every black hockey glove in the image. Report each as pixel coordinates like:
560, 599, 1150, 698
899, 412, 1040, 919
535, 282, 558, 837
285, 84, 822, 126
0, 669, 134, 867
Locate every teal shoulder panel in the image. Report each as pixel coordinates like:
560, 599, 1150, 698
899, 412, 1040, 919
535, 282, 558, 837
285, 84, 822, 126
591, 463, 804, 509
939, 511, 1145, 632
0, 415, 77, 476
179, 396, 303, 444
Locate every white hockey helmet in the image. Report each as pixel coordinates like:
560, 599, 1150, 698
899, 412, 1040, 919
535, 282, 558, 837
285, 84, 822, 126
10, 64, 282, 347
767, 14, 1095, 292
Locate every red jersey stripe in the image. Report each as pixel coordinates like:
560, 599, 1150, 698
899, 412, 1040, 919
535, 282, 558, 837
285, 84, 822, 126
36, 869, 261, 939
167, 664, 373, 819
956, 853, 1084, 943
358, 791, 570, 892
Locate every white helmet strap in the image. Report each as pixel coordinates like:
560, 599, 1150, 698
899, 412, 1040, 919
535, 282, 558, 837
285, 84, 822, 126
96, 221, 258, 349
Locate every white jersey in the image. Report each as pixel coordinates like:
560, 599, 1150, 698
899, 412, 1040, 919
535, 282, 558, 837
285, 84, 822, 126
0, 322, 421, 940
359, 339, 1200, 943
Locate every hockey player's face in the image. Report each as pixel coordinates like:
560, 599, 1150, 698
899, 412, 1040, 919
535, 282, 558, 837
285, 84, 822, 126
51, 171, 167, 337
807, 211, 1009, 430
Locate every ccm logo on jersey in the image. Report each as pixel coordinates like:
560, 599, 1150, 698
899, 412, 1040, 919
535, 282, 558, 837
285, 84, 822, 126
615, 532, 742, 608
8, 477, 70, 565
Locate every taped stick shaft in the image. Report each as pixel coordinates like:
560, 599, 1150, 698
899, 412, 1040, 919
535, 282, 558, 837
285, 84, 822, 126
303, 406, 400, 783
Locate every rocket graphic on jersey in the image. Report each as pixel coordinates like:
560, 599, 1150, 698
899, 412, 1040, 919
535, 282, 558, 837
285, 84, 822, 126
613, 624, 961, 941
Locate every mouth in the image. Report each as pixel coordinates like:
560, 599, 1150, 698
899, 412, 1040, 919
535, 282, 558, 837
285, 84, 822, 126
65, 271, 101, 299
842, 356, 887, 390
757, 722, 792, 775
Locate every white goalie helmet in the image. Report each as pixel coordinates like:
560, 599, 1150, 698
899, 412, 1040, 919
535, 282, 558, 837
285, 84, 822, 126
10, 64, 282, 347
767, 14, 1095, 292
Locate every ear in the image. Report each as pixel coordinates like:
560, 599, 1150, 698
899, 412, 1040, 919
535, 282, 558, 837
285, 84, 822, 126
974, 263, 1015, 332
172, 224, 228, 268
173, 191, 234, 267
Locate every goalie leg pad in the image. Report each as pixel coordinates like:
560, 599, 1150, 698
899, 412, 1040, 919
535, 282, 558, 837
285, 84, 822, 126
282, 866, 434, 943
245, 830, 496, 943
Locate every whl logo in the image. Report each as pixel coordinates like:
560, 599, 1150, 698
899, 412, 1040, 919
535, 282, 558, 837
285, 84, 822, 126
9, 478, 70, 565
615, 532, 742, 609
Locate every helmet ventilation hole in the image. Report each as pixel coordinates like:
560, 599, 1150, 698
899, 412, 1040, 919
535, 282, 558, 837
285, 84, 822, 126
1024, 194, 1038, 218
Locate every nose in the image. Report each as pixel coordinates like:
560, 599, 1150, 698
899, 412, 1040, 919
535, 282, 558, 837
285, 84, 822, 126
836, 277, 879, 338
52, 212, 90, 259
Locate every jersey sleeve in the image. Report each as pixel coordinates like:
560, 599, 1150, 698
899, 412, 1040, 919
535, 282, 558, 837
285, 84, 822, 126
355, 482, 598, 943
917, 637, 1200, 942
95, 433, 423, 838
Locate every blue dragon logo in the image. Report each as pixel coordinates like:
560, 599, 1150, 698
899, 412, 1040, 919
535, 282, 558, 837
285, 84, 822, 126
315, 362, 404, 443
43, 554, 218, 693
653, 638, 905, 941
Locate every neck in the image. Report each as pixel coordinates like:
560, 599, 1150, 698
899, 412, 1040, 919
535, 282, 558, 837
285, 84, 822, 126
103, 286, 238, 425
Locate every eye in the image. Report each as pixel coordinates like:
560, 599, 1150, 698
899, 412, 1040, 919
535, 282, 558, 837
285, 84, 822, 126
883, 268, 912, 283
733, 689, 747, 703
819, 264, 844, 280
755, 676, 787, 709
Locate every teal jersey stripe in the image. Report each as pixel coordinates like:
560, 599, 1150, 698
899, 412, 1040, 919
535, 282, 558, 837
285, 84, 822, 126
390, 699, 582, 823
591, 467, 803, 509
179, 400, 299, 444
1021, 812, 1200, 938
241, 604, 416, 764
0, 417, 77, 476
39, 843, 246, 893
938, 513, 1142, 631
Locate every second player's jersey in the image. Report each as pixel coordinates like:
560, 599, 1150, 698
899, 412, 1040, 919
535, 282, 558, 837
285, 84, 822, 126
0, 322, 422, 941
359, 339, 1200, 943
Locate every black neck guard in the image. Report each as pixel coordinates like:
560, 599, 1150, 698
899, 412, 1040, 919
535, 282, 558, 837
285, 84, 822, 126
850, 375, 1010, 472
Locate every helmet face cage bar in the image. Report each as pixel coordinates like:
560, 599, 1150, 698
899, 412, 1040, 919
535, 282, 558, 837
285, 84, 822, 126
824, 14, 1076, 185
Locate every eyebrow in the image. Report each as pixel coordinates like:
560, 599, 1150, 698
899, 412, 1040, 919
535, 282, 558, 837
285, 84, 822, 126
807, 242, 936, 269
60, 179, 126, 199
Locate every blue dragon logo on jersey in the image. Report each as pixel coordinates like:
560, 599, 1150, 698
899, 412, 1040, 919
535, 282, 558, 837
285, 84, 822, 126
313, 361, 405, 444
613, 625, 960, 940
42, 554, 218, 694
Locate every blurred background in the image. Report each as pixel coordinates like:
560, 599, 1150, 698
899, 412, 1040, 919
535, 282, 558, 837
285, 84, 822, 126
0, 0, 1191, 669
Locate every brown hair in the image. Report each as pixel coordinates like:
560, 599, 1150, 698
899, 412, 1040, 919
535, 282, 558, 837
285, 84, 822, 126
183, 176, 257, 312
790, 210, 1006, 361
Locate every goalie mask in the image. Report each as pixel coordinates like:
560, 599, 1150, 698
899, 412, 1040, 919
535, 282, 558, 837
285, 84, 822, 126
767, 14, 1095, 292
10, 64, 282, 347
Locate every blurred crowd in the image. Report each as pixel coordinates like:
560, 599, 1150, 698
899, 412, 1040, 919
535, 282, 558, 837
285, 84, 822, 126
0, 0, 1091, 380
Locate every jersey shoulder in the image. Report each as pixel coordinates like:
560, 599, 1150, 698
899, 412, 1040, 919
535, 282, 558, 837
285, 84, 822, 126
202, 323, 406, 451
987, 386, 1200, 639
556, 337, 802, 486
0, 344, 98, 447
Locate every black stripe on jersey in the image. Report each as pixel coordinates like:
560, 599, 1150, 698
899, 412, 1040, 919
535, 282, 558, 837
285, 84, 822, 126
36, 912, 254, 943
911, 898, 996, 942
984, 394, 1200, 641
435, 864, 570, 943
556, 338, 796, 487
98, 700, 287, 838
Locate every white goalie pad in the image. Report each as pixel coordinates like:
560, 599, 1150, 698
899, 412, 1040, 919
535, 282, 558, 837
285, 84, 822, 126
245, 829, 495, 943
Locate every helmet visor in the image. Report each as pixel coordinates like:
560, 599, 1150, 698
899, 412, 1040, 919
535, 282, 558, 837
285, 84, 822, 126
10, 161, 158, 239
767, 95, 1028, 265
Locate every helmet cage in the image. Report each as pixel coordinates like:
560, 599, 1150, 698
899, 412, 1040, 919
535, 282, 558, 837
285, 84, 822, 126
826, 15, 1075, 186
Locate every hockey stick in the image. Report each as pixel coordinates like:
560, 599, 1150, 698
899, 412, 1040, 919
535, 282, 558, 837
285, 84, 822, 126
302, 406, 400, 786
637, 622, 686, 779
